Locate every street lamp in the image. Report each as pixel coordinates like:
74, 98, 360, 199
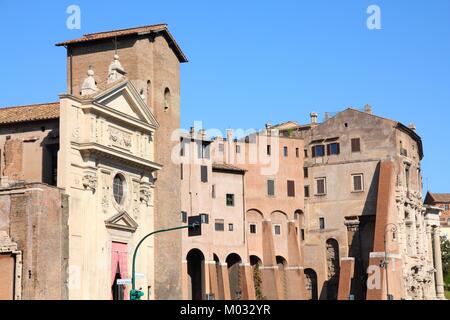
380, 223, 397, 301
130, 220, 201, 300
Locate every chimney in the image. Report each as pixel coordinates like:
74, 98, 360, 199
364, 104, 373, 114
310, 112, 318, 124
199, 129, 206, 140
226, 129, 233, 141
408, 123, 416, 131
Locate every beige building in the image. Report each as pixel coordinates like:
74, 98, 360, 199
275, 107, 444, 300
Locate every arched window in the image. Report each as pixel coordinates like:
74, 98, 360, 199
164, 87, 171, 111
146, 80, 151, 106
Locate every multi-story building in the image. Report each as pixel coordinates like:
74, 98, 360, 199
275, 106, 444, 300
181, 126, 306, 300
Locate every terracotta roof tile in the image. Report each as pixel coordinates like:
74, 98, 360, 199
430, 193, 450, 203
0, 102, 60, 125
55, 24, 188, 62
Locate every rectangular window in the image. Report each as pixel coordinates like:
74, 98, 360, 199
327, 143, 340, 155
215, 219, 224, 231
267, 145, 271, 156
197, 142, 210, 159
351, 138, 361, 153
226, 194, 235, 207
405, 165, 410, 192
180, 163, 183, 180
283, 146, 288, 157
352, 174, 364, 192
212, 185, 216, 198
180, 139, 186, 157
218, 143, 224, 152
228, 223, 234, 231
301, 229, 305, 241
312, 145, 325, 157
287, 180, 295, 197
181, 211, 187, 223
236, 145, 241, 154
304, 185, 310, 198
445, 204, 449, 211
274, 224, 281, 235
316, 178, 326, 195
319, 217, 325, 230
304, 149, 308, 158
267, 179, 275, 196
249, 224, 257, 234
200, 214, 209, 224
201, 165, 208, 183
296, 148, 300, 158
303, 167, 309, 178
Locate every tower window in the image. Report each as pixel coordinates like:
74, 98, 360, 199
164, 88, 171, 111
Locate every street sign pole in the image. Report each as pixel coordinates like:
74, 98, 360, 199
130, 221, 200, 300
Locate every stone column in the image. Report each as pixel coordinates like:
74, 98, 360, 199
220, 263, 231, 300
239, 263, 256, 300
432, 227, 445, 299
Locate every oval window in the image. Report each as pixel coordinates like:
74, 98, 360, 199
113, 174, 126, 205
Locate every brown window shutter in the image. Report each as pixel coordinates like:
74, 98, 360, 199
201, 165, 208, 182
287, 180, 295, 197
351, 138, 361, 152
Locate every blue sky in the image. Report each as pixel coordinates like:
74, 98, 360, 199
0, 0, 449, 192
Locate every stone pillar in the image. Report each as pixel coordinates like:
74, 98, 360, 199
337, 258, 355, 300
181, 260, 189, 300
207, 261, 220, 300
220, 263, 231, 300
432, 227, 445, 300
239, 263, 256, 300
260, 220, 282, 300
285, 222, 306, 300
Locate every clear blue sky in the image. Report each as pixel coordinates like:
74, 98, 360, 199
0, 0, 449, 193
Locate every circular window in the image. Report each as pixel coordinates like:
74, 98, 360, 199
113, 174, 126, 205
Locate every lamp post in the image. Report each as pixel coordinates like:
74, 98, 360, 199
380, 223, 397, 301
130, 221, 200, 300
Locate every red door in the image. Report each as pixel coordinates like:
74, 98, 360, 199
111, 242, 128, 300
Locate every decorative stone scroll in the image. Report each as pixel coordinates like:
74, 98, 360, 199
82, 172, 97, 192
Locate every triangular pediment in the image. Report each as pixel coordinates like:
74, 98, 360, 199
105, 211, 138, 233
92, 80, 159, 128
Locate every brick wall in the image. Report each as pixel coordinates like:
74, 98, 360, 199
0, 183, 69, 300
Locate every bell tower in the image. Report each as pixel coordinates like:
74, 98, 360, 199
57, 24, 188, 300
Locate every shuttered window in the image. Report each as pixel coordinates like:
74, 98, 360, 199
351, 138, 361, 153
304, 186, 310, 198
316, 178, 326, 195
215, 219, 224, 231
352, 174, 364, 192
201, 166, 208, 182
267, 180, 275, 196
287, 180, 295, 197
